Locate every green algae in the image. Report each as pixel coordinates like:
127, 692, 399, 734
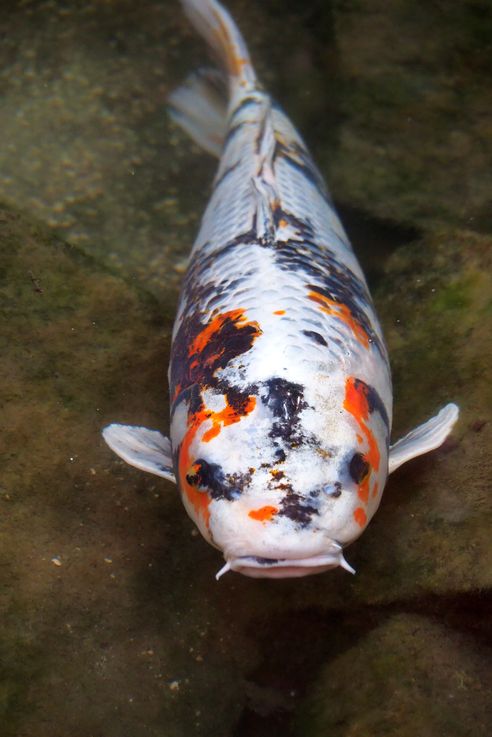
296, 613, 491, 737
326, 0, 492, 231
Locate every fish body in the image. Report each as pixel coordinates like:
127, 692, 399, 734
103, 0, 459, 579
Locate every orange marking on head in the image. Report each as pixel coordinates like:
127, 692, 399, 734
248, 505, 278, 522
178, 394, 257, 525
273, 310, 285, 315
354, 507, 367, 527
202, 395, 256, 443
372, 481, 379, 499
344, 378, 380, 471
356, 433, 363, 444
278, 217, 288, 228
202, 424, 221, 442
308, 290, 369, 348
178, 409, 213, 527
358, 476, 370, 504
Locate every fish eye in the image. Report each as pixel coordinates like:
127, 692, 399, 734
349, 452, 370, 484
186, 462, 201, 487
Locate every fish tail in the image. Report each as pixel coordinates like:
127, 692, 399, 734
181, 0, 256, 88
170, 0, 256, 156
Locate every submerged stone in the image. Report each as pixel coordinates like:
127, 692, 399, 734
296, 613, 491, 737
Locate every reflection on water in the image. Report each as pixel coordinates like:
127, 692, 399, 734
1, 1, 491, 736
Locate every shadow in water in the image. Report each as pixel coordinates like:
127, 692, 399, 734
232, 589, 492, 737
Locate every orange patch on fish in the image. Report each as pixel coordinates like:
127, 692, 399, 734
372, 481, 379, 499
273, 309, 285, 315
178, 393, 256, 525
187, 309, 261, 371
354, 507, 367, 527
249, 505, 278, 522
178, 408, 213, 527
202, 395, 256, 443
308, 290, 369, 348
343, 377, 380, 471
358, 475, 370, 504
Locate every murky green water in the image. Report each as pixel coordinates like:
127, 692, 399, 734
1, 1, 491, 736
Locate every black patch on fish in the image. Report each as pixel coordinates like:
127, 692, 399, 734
273, 139, 330, 202
274, 447, 286, 462
272, 204, 315, 240
348, 452, 370, 484
264, 378, 307, 422
353, 378, 390, 432
170, 308, 261, 399
264, 236, 386, 358
279, 491, 319, 527
187, 459, 250, 501
302, 330, 328, 347
262, 378, 309, 445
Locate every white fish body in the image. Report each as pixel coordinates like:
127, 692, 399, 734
103, 0, 459, 579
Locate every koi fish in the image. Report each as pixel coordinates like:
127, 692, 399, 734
103, 0, 459, 579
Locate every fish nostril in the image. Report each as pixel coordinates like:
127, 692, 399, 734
332, 482, 342, 497
323, 481, 342, 497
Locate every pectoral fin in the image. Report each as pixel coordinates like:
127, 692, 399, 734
102, 424, 176, 483
389, 403, 459, 474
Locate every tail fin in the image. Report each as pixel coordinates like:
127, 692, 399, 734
181, 0, 256, 88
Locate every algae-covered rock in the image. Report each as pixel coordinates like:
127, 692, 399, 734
0, 207, 257, 737
326, 0, 492, 231
296, 613, 491, 737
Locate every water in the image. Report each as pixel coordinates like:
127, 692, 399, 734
1, 1, 491, 736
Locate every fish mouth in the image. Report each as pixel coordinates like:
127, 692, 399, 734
215, 551, 355, 580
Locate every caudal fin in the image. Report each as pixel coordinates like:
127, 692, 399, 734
169, 0, 256, 155
181, 0, 256, 88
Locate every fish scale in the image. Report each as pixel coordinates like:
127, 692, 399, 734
102, 0, 459, 580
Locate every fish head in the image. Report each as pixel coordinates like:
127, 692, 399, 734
171, 375, 390, 579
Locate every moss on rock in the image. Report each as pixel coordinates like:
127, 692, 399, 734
297, 613, 491, 737
326, 0, 492, 231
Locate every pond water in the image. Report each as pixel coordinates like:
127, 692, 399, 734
1, 1, 491, 736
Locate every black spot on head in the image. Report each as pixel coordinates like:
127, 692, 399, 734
349, 452, 370, 484
263, 378, 310, 446
264, 377, 307, 420
279, 492, 318, 527
353, 379, 390, 432
187, 459, 250, 502
274, 447, 286, 462
302, 329, 328, 347
332, 481, 342, 498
